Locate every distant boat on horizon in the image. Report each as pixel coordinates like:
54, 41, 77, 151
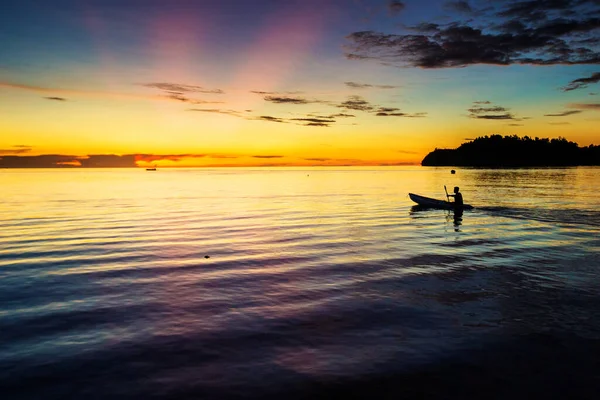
146, 165, 157, 171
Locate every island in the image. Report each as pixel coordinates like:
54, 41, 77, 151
422, 135, 600, 167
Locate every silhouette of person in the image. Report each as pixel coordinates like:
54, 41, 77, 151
448, 186, 463, 209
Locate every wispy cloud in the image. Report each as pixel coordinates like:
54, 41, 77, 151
257, 115, 287, 123
344, 81, 399, 89
142, 82, 224, 94
252, 155, 283, 159
0, 145, 33, 155
1, 81, 218, 104
467, 101, 516, 120
562, 72, 600, 92
187, 108, 245, 117
567, 102, 600, 110
544, 110, 582, 117
264, 96, 310, 104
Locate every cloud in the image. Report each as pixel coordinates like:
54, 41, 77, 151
507, 123, 524, 126
562, 72, 600, 91
344, 81, 399, 89
338, 95, 375, 111
291, 117, 335, 127
549, 122, 571, 125
388, 1, 406, 15
264, 96, 310, 104
251, 90, 276, 95
142, 82, 224, 94
187, 108, 244, 117
444, 1, 473, 13
345, 0, 600, 68
304, 158, 331, 162
0, 154, 138, 168
252, 155, 283, 159
0, 81, 219, 104
376, 111, 427, 117
543, 110, 583, 116
164, 93, 224, 104
134, 154, 208, 163
258, 115, 287, 123
0, 145, 32, 155
467, 101, 516, 119
567, 102, 600, 110
327, 113, 356, 118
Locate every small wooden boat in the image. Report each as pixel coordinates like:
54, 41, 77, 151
146, 164, 157, 171
409, 193, 474, 210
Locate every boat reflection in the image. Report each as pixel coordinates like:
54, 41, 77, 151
409, 205, 464, 232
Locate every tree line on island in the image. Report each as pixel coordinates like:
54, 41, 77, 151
422, 135, 600, 167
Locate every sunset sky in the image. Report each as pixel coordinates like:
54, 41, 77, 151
1, 0, 599, 167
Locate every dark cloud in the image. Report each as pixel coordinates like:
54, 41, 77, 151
377, 111, 428, 117
568, 102, 600, 109
305, 122, 329, 127
252, 155, 283, 159
258, 115, 287, 123
0, 145, 32, 155
0, 155, 79, 168
590, 92, 598, 95
264, 96, 309, 104
507, 123, 524, 126
562, 72, 600, 91
0, 154, 138, 168
345, 0, 600, 68
165, 93, 224, 104
388, 1, 406, 15
44, 96, 67, 101
327, 113, 356, 118
291, 117, 335, 124
78, 155, 138, 168
544, 110, 583, 116
444, 1, 473, 13
467, 102, 516, 119
143, 82, 224, 94
338, 95, 375, 111
344, 81, 399, 89
250, 90, 276, 95
304, 158, 330, 162
549, 121, 571, 125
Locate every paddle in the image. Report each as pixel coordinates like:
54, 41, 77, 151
444, 185, 450, 202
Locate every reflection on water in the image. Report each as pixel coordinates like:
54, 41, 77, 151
0, 167, 599, 399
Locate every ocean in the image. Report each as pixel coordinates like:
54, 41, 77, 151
1, 166, 599, 399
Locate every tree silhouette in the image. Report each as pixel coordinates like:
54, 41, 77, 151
422, 135, 600, 167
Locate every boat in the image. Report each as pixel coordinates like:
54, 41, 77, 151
146, 165, 157, 171
408, 193, 474, 210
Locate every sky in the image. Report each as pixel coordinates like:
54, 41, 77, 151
1, 0, 599, 167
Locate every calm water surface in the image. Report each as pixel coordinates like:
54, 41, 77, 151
1, 167, 599, 399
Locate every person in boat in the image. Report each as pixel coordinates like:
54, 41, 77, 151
448, 186, 463, 208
